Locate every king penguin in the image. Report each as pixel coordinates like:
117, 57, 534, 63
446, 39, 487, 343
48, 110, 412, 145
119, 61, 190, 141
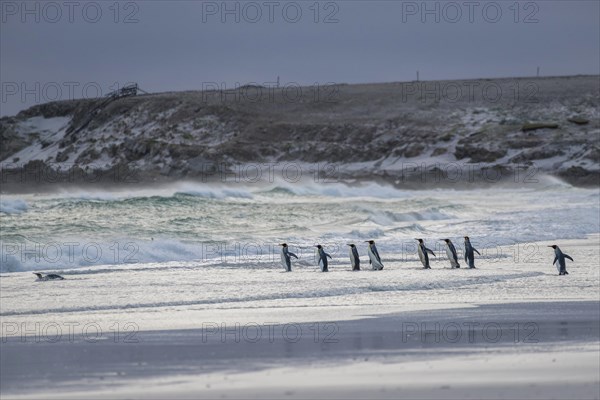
365, 240, 384, 270
315, 245, 332, 272
548, 245, 573, 275
279, 243, 298, 272
415, 239, 435, 269
441, 239, 460, 268
347, 244, 361, 271
33, 272, 64, 281
464, 236, 481, 269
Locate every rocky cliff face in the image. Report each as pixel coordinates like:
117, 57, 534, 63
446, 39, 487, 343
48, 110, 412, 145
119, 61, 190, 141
1, 75, 598, 190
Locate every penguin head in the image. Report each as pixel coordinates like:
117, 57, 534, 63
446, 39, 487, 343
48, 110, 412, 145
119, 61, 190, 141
315, 245, 322, 249
464, 236, 470, 241
33, 272, 43, 279
548, 245, 557, 249
415, 238, 423, 243
441, 239, 450, 243
364, 240, 375, 245
279, 243, 287, 247
347, 243, 355, 247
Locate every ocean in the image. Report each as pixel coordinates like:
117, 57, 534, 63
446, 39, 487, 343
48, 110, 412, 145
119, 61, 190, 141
1, 177, 598, 273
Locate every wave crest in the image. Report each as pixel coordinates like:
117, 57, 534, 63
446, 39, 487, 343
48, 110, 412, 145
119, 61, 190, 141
0, 199, 28, 215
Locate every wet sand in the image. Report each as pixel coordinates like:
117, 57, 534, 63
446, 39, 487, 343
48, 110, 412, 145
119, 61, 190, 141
2, 301, 599, 399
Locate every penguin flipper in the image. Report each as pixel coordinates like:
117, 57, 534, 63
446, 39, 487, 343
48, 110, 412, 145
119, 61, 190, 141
426, 249, 436, 257
564, 254, 574, 262
326, 253, 333, 259
373, 249, 382, 263
552, 256, 558, 265
473, 248, 481, 256
289, 252, 298, 259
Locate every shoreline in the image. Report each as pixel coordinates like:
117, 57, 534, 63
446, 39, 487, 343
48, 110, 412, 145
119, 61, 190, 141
1, 235, 598, 321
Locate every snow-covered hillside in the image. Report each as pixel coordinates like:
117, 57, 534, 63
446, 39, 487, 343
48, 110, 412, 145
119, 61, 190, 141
1, 75, 598, 189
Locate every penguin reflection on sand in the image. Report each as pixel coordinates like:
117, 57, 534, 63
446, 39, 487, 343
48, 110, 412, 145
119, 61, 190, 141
548, 245, 573, 275
347, 244, 360, 271
415, 239, 435, 269
441, 239, 460, 268
365, 240, 384, 270
315, 245, 333, 272
464, 236, 481, 269
279, 243, 298, 272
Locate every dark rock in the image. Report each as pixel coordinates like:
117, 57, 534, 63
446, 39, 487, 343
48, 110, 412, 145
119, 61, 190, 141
75, 147, 100, 163
558, 166, 600, 187
521, 123, 559, 132
584, 146, 600, 163
55, 145, 74, 162
510, 148, 563, 163
455, 145, 506, 163
431, 147, 447, 156
403, 143, 425, 158
506, 138, 543, 149
567, 117, 590, 125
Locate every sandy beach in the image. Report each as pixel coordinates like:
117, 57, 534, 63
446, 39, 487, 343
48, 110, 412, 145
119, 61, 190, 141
2, 301, 598, 399
2, 235, 599, 399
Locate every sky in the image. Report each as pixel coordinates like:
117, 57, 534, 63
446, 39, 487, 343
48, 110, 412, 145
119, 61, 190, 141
1, 0, 599, 116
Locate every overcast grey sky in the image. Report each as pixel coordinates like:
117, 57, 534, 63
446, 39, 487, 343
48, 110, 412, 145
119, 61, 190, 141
1, 0, 599, 116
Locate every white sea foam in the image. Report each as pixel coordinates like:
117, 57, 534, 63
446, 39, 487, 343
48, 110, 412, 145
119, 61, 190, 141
1, 234, 598, 323
175, 188, 254, 199
0, 199, 28, 214
0, 237, 204, 272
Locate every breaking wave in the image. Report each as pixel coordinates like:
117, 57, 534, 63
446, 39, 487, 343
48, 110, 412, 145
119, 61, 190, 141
0, 199, 28, 214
